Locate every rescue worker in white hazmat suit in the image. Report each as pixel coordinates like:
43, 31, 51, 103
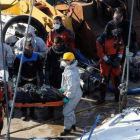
0, 40, 15, 79
60, 52, 82, 136
0, 40, 15, 71
5, 35, 18, 52
14, 25, 47, 58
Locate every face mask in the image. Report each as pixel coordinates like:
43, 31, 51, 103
60, 61, 67, 69
27, 37, 32, 41
54, 24, 60, 29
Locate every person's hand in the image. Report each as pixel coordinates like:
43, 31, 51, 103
105, 59, 112, 65
59, 88, 64, 93
111, 57, 121, 68
63, 92, 67, 96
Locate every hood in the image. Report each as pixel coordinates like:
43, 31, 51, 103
65, 60, 78, 69
25, 25, 36, 37
5, 35, 18, 44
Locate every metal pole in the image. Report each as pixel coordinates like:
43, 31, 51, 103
119, 0, 135, 113
0, 0, 10, 139
5, 0, 35, 139
126, 0, 134, 90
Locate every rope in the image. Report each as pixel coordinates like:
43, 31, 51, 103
87, 115, 100, 140
5, 0, 35, 139
0, 0, 10, 139
80, 126, 87, 140
119, 0, 135, 113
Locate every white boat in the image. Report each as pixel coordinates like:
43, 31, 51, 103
76, 108, 140, 140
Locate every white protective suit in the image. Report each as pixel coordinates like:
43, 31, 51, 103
0, 42, 15, 70
5, 35, 18, 52
14, 26, 47, 58
61, 60, 82, 130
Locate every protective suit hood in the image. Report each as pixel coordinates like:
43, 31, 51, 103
25, 26, 36, 37
5, 35, 18, 44
65, 60, 78, 69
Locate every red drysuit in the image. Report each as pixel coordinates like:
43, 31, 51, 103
46, 28, 75, 51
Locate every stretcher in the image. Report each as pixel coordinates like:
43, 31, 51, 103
9, 101, 64, 108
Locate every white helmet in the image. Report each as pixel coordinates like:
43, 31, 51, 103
0, 70, 9, 82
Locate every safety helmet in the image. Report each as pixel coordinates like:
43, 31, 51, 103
63, 52, 75, 60
0, 70, 9, 83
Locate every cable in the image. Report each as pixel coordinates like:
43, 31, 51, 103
5, 1, 35, 139
0, 0, 10, 139
87, 115, 100, 140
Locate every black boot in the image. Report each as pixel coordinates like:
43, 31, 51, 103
96, 98, 105, 105
60, 129, 71, 136
114, 75, 120, 102
44, 107, 54, 120
30, 112, 38, 120
21, 111, 27, 121
43, 114, 54, 121
96, 76, 107, 105
115, 94, 119, 102
0, 121, 3, 135
30, 108, 38, 120
71, 125, 76, 131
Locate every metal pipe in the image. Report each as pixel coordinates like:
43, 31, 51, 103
0, 0, 10, 139
126, 0, 134, 90
5, 0, 35, 139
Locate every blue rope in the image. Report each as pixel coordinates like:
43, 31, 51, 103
87, 115, 100, 140
80, 126, 87, 140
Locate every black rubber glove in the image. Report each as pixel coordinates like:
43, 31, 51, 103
105, 59, 112, 65
111, 57, 121, 68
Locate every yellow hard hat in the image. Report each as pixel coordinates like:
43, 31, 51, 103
63, 52, 75, 60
